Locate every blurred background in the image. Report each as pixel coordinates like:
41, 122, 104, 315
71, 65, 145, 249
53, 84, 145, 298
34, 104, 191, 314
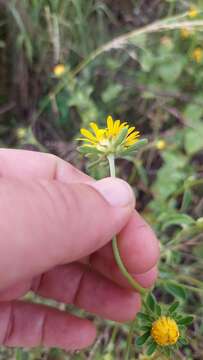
0, 0, 203, 359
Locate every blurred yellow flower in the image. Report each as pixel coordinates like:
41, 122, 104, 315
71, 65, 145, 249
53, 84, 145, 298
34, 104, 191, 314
192, 47, 203, 63
156, 139, 166, 150
188, 6, 198, 18
151, 316, 179, 346
53, 64, 65, 77
180, 27, 192, 39
80, 115, 140, 150
16, 127, 27, 140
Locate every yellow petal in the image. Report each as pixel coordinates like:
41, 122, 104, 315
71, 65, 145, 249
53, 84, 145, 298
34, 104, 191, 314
90, 122, 99, 134
127, 132, 140, 141
127, 126, 135, 135
113, 120, 121, 135
80, 128, 97, 142
107, 115, 114, 134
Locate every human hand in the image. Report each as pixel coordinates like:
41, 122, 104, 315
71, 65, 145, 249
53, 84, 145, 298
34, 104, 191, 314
0, 149, 159, 350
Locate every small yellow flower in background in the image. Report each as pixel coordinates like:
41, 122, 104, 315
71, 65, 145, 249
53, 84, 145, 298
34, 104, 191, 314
188, 6, 199, 18
151, 316, 180, 346
180, 27, 192, 39
80, 115, 140, 151
53, 64, 65, 77
156, 139, 166, 150
16, 127, 27, 140
192, 47, 203, 63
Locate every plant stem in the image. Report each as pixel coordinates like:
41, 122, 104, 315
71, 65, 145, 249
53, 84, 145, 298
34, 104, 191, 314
107, 154, 146, 296
125, 319, 136, 360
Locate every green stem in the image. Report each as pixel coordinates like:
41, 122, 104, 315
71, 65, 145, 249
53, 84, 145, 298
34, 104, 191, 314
107, 154, 146, 296
125, 319, 136, 360
15, 348, 24, 360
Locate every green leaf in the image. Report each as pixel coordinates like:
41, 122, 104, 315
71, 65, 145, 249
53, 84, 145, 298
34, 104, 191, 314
168, 301, 180, 314
136, 312, 152, 323
146, 293, 156, 312
140, 325, 151, 331
184, 127, 203, 155
183, 103, 203, 126
146, 341, 157, 356
136, 331, 151, 346
161, 213, 195, 230
180, 189, 192, 212
140, 51, 155, 72
178, 316, 193, 325
179, 337, 188, 345
155, 303, 162, 316
163, 347, 172, 357
158, 56, 186, 83
101, 84, 123, 103
78, 145, 101, 154
113, 127, 129, 147
165, 282, 186, 300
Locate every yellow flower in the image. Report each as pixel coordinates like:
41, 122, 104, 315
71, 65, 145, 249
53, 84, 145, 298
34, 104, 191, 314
180, 27, 192, 39
188, 6, 198, 18
16, 127, 27, 140
80, 115, 140, 151
192, 47, 203, 63
151, 316, 180, 346
156, 139, 166, 150
53, 64, 65, 77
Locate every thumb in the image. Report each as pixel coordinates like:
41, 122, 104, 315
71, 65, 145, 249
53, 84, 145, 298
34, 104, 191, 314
0, 177, 134, 290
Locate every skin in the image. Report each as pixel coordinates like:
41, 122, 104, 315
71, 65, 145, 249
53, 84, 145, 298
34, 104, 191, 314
0, 149, 159, 350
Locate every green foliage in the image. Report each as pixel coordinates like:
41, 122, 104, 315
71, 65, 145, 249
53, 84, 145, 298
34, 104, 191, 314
1, 0, 203, 359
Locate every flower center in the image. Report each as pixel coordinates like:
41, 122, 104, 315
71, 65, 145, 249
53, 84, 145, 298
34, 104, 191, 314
151, 316, 180, 346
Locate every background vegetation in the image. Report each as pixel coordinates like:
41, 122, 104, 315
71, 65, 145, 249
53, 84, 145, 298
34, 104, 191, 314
0, 0, 203, 359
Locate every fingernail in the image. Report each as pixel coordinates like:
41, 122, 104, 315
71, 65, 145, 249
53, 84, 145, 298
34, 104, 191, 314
92, 177, 135, 207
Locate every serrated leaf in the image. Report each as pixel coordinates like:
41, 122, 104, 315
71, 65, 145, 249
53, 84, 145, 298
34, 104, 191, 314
168, 301, 180, 314
136, 331, 151, 346
178, 316, 193, 325
147, 341, 157, 356
146, 293, 156, 312
165, 282, 186, 300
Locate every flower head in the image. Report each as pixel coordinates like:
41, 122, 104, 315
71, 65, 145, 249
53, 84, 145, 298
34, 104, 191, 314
136, 295, 192, 357
151, 316, 180, 346
78, 115, 146, 159
53, 64, 65, 77
180, 27, 192, 39
192, 47, 203, 63
16, 127, 27, 140
80, 115, 140, 148
156, 139, 166, 150
188, 6, 199, 18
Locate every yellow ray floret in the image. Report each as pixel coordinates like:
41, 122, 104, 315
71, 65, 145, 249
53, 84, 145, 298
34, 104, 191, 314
151, 316, 180, 346
79, 115, 140, 150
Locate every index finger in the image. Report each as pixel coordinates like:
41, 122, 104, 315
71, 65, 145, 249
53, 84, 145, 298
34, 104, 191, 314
0, 149, 90, 183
